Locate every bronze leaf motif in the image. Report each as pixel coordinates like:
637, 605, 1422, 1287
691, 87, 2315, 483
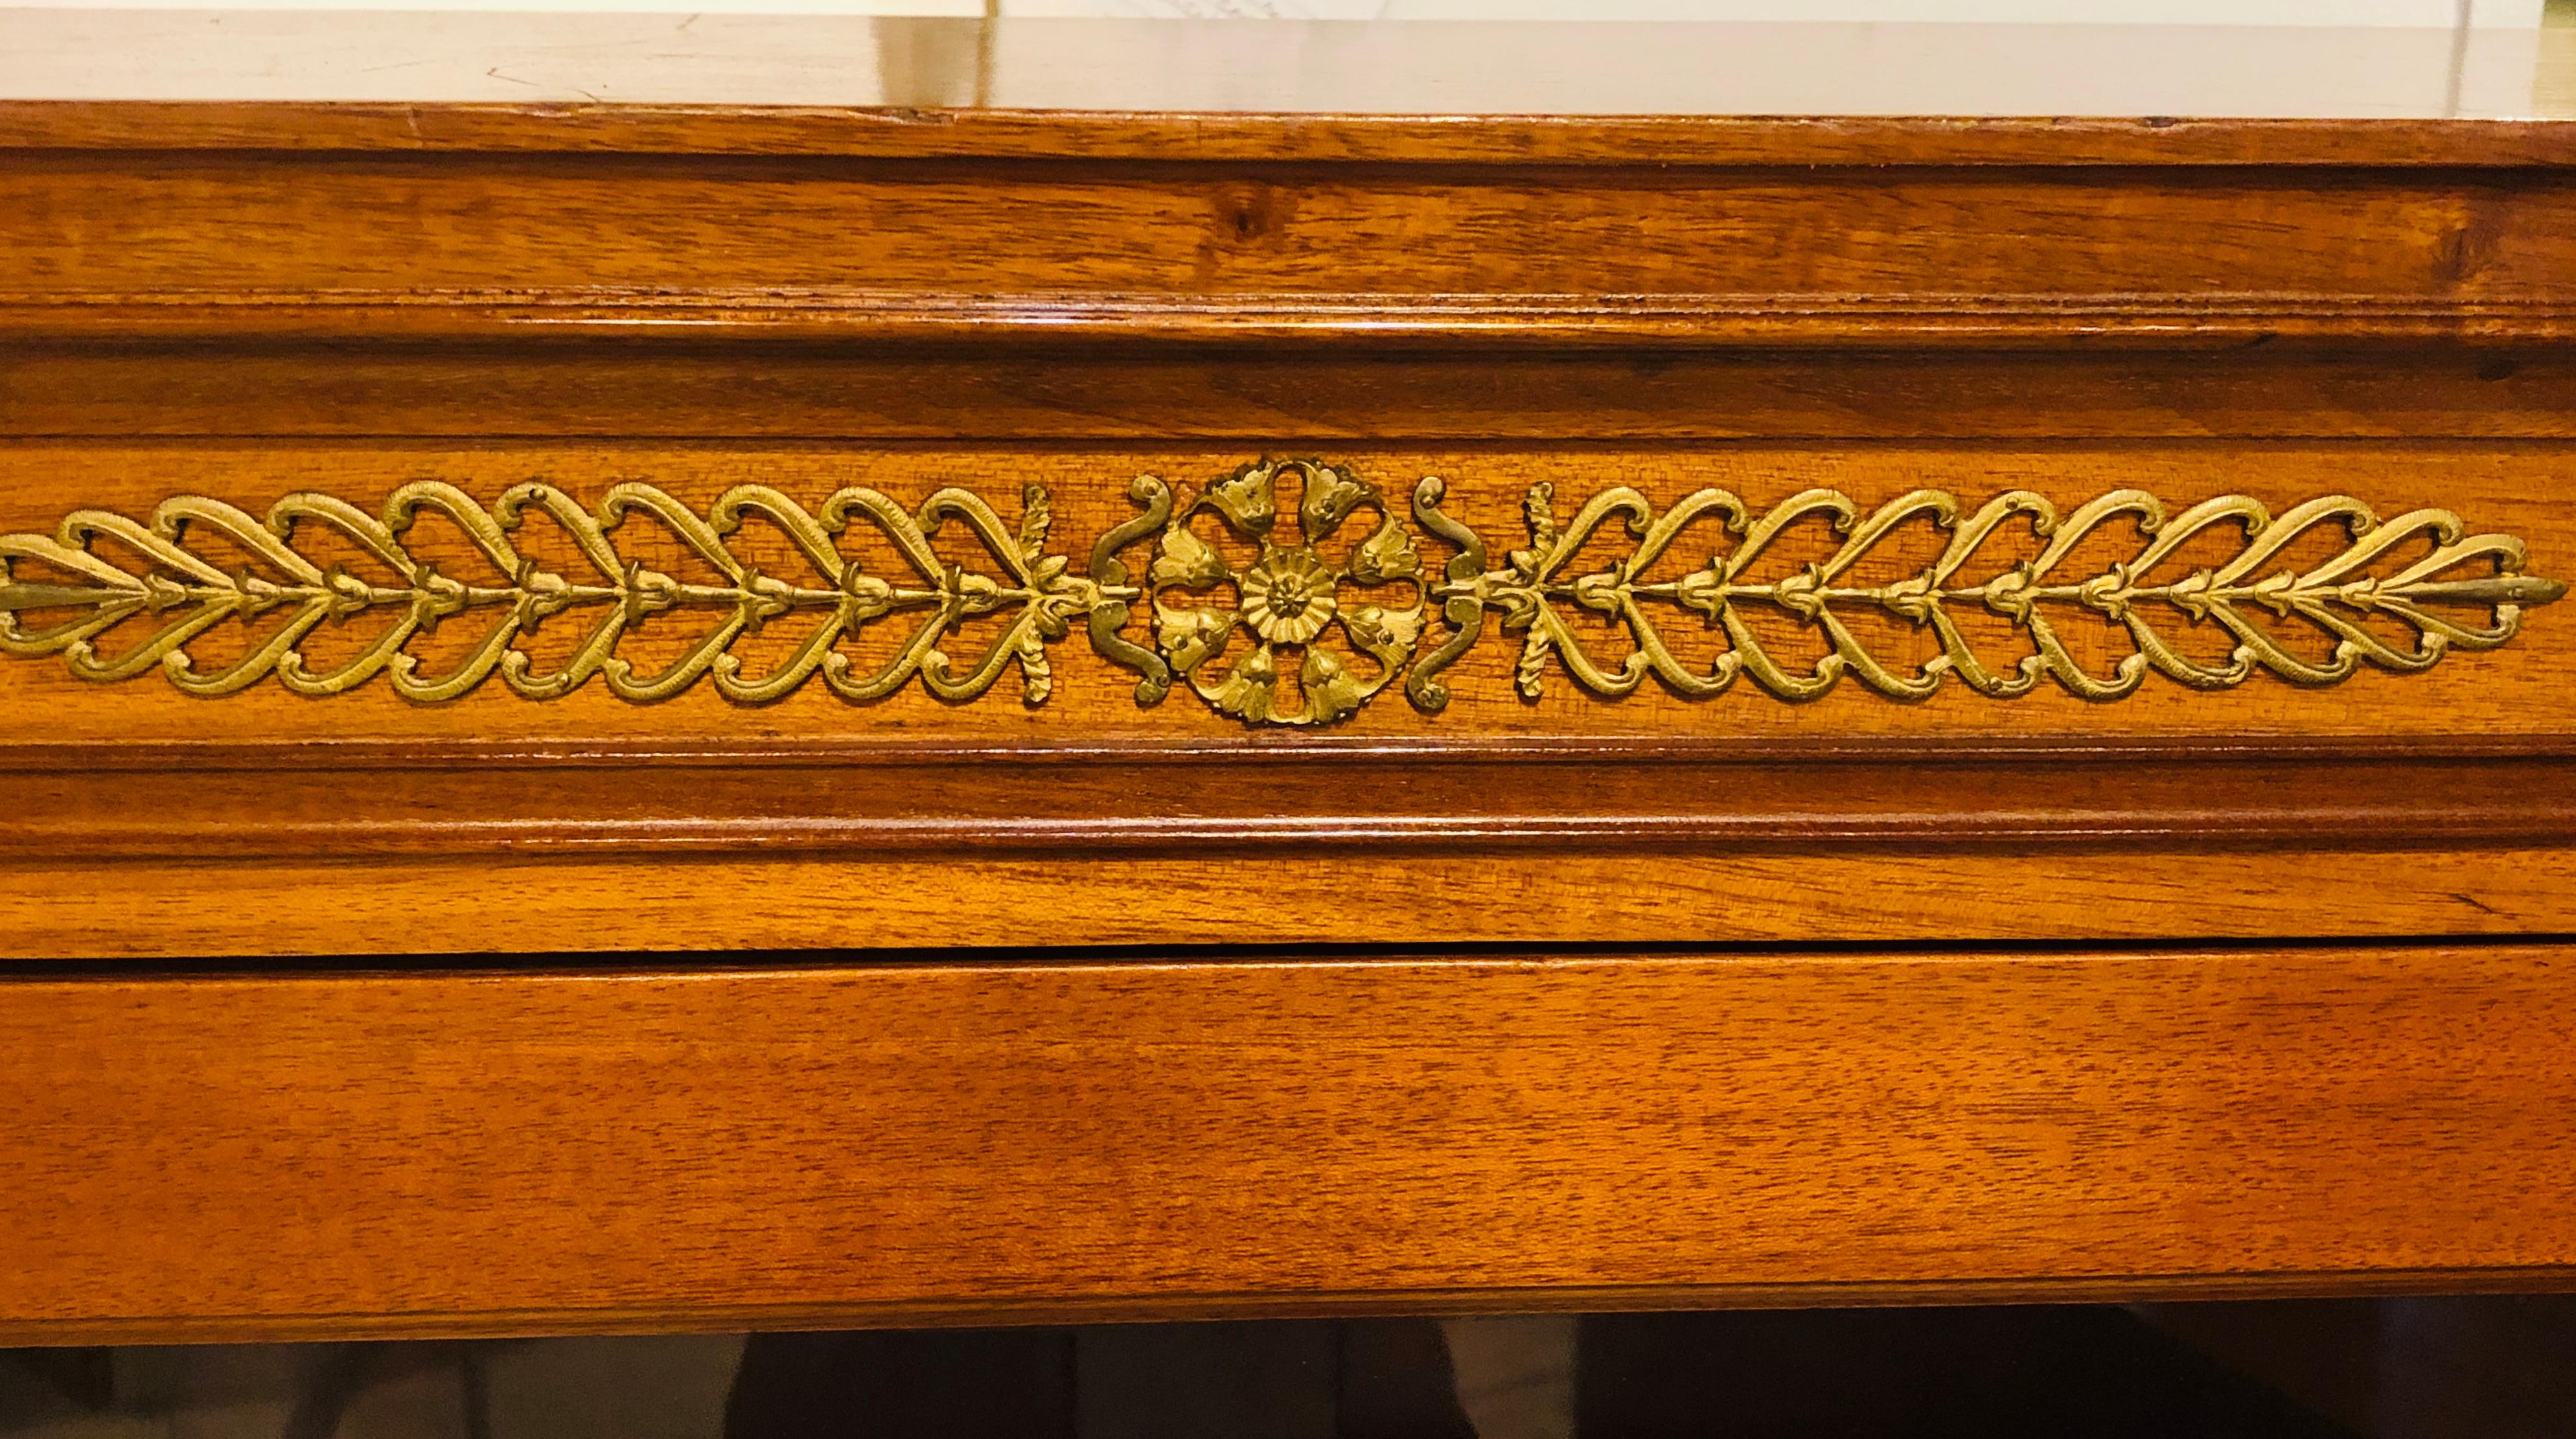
3, 459, 2565, 720
0, 480, 1101, 705
1401, 481, 2570, 707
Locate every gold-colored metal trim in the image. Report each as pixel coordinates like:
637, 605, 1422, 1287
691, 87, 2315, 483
1142, 457, 1426, 726
0, 480, 1103, 704
1402, 480, 2568, 707
3, 460, 2563, 721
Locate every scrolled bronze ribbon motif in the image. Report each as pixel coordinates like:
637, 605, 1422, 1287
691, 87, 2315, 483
3, 457, 2564, 723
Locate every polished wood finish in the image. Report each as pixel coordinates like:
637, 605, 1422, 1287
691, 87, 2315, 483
10, 156, 2576, 346
2, 945, 2570, 1342
6, 746, 2576, 956
15, 847, 2576, 958
12, 752, 2575, 860
7, 21, 2576, 349
12, 104, 2576, 168
4, 24, 2573, 1338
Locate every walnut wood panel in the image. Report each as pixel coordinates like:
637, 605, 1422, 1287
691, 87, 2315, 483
2, 946, 2571, 1341
3, 443, 2567, 746
8, 156, 2576, 345
5, 847, 2571, 959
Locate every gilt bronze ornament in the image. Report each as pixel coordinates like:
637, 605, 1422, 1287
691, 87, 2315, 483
6, 459, 2563, 724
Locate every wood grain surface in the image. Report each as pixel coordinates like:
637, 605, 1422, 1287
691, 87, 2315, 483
2, 945, 2570, 1342
6, 441, 2568, 959
8, 154, 2576, 347
10, 753, 2574, 860
6, 51, 2576, 1342
10, 104, 2576, 168
6, 846, 2572, 960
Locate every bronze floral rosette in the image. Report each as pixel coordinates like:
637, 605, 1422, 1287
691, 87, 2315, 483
1144, 458, 1427, 726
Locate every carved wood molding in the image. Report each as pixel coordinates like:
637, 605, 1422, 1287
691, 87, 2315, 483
3, 457, 2563, 724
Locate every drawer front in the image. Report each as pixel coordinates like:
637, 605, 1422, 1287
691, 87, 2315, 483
6, 438, 2573, 956
4, 945, 2571, 1342
5, 127, 2575, 956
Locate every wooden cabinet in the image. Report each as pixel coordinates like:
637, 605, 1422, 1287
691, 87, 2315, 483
1, 14, 2571, 1344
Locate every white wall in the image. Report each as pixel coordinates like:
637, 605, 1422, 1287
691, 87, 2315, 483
8, 0, 2558, 27
1028, 1, 2546, 24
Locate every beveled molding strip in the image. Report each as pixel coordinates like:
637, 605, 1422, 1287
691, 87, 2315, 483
9, 106, 2576, 168
1, 457, 2563, 726
15, 292, 2576, 347
12, 754, 2576, 860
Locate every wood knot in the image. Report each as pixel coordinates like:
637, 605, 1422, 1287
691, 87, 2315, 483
1212, 184, 1292, 244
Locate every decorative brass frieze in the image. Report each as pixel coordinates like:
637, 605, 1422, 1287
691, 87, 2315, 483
3, 461, 2565, 720
0, 481, 1103, 704
1405, 482, 2572, 706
